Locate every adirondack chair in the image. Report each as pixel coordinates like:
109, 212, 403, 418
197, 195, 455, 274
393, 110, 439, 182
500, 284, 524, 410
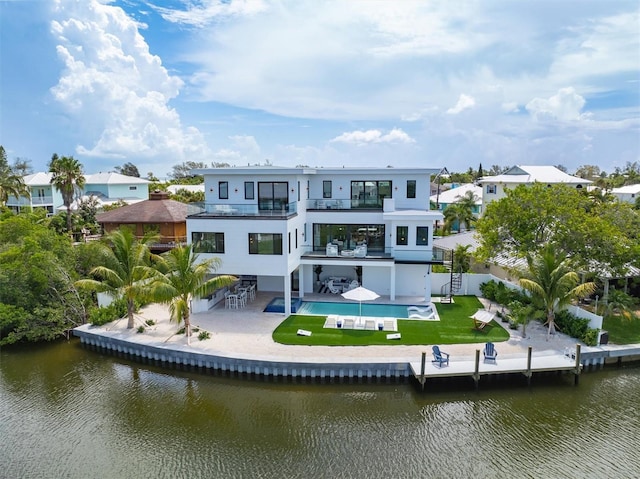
432, 345, 450, 367
483, 342, 498, 363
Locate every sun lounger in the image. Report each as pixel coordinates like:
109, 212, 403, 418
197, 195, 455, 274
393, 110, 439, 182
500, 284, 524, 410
383, 319, 397, 331
342, 317, 355, 329
323, 315, 338, 328
364, 319, 376, 330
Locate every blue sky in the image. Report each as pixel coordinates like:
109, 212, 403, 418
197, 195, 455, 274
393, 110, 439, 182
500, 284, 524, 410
1, 0, 638, 178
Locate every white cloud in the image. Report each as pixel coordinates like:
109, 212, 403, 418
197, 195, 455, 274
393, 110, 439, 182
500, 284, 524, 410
526, 87, 586, 121
50, 0, 210, 162
447, 94, 476, 114
152, 0, 268, 27
330, 128, 415, 145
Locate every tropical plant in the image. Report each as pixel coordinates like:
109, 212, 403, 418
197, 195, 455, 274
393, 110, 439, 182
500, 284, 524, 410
49, 154, 86, 233
600, 288, 638, 321
443, 190, 478, 233
517, 245, 596, 340
508, 300, 543, 338
75, 229, 159, 329
151, 244, 236, 343
453, 244, 472, 273
0, 145, 30, 207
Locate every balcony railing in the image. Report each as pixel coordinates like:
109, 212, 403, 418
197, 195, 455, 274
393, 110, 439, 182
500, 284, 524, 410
6, 196, 54, 206
187, 201, 297, 218
306, 198, 383, 210
301, 246, 445, 263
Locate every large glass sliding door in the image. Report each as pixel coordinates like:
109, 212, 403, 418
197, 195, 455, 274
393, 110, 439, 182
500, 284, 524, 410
350, 181, 392, 208
313, 224, 385, 252
258, 182, 288, 210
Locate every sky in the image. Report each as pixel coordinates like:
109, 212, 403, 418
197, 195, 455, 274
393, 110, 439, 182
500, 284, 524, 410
1, 0, 638, 179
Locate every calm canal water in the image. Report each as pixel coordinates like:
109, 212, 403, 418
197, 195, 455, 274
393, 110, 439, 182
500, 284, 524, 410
2, 339, 640, 479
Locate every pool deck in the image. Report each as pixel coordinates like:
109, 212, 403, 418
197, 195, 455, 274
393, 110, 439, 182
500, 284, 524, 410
74, 292, 638, 384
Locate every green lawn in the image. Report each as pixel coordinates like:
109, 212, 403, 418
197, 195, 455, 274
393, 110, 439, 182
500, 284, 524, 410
272, 296, 510, 346
603, 315, 640, 345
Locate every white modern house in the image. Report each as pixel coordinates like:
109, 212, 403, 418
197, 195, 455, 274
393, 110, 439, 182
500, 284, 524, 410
611, 184, 640, 204
186, 166, 445, 315
478, 165, 590, 211
6, 172, 149, 214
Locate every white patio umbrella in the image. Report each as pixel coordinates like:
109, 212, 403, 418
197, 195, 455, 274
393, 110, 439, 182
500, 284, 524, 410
341, 286, 380, 324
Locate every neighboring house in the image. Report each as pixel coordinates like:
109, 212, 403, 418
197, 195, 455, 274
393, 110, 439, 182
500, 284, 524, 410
430, 182, 482, 218
478, 165, 590, 211
96, 190, 187, 252
6, 172, 149, 214
186, 166, 444, 315
167, 184, 205, 194
611, 184, 640, 204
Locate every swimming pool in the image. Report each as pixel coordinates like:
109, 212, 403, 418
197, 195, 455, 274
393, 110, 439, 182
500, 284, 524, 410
264, 298, 413, 318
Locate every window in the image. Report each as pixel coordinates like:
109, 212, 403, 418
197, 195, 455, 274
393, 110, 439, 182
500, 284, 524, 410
312, 223, 385, 252
416, 227, 429, 246
288, 232, 291, 254
396, 226, 408, 245
129, 186, 137, 191
258, 182, 288, 210
295, 228, 298, 248
406, 180, 416, 199
297, 181, 301, 202
244, 181, 254, 200
249, 233, 283, 255
486, 184, 497, 194
219, 181, 229, 199
351, 180, 392, 208
323, 181, 332, 198
192, 232, 225, 253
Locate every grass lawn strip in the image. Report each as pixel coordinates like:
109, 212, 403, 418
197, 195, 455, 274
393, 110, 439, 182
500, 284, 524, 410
603, 314, 640, 345
273, 296, 510, 346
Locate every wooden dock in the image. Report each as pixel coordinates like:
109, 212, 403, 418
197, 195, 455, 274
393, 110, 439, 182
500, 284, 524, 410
410, 346, 582, 390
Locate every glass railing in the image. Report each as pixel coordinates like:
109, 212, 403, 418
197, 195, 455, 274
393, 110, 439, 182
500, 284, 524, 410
187, 201, 297, 217
301, 246, 444, 262
7, 195, 54, 206
305, 198, 383, 210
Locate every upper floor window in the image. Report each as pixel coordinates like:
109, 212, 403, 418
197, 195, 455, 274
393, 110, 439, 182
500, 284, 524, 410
245, 181, 254, 200
258, 182, 288, 211
486, 184, 497, 194
249, 233, 283, 255
396, 226, 408, 246
416, 227, 429, 246
351, 180, 391, 208
219, 181, 229, 199
323, 181, 332, 199
192, 232, 225, 253
406, 180, 416, 199
129, 186, 137, 191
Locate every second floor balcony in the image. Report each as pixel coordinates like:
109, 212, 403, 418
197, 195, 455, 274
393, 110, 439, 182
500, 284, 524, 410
7, 195, 54, 207
306, 198, 384, 210
187, 201, 298, 219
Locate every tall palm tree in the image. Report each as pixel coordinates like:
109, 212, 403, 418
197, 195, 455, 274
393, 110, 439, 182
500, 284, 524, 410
152, 245, 236, 343
443, 190, 478, 233
0, 145, 30, 207
517, 245, 596, 340
49, 154, 85, 233
75, 229, 159, 329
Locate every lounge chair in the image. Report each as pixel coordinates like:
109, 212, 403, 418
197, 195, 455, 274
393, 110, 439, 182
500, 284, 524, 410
407, 305, 436, 320
483, 342, 498, 363
342, 317, 355, 329
432, 345, 450, 367
383, 319, 396, 331
327, 280, 342, 294
342, 280, 359, 292
323, 315, 338, 328
364, 319, 376, 330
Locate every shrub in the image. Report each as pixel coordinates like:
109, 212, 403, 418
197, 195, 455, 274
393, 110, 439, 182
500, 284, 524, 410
479, 280, 498, 301
582, 328, 599, 346
136, 326, 145, 333
89, 298, 128, 326
177, 327, 185, 335
145, 319, 155, 326
198, 331, 211, 341
555, 310, 590, 341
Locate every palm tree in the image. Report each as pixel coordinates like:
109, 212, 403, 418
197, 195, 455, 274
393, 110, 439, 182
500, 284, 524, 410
517, 245, 596, 340
49, 154, 85, 233
0, 145, 30, 207
75, 229, 159, 329
152, 244, 236, 343
443, 190, 478, 233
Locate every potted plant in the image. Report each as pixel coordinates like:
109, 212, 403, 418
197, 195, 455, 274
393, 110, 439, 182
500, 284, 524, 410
314, 265, 323, 284
354, 265, 363, 284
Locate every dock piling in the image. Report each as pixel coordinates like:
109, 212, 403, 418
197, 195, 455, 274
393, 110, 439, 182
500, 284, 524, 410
420, 352, 426, 391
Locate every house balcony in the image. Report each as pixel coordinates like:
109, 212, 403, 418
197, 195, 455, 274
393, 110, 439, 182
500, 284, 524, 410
7, 195, 54, 207
187, 201, 298, 218
301, 246, 446, 264
306, 198, 383, 211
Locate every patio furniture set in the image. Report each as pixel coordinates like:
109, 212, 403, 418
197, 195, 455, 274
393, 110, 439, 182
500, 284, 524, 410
322, 315, 398, 332
318, 277, 359, 294
224, 284, 257, 309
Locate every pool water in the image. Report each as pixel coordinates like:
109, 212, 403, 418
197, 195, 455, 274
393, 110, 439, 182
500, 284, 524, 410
297, 301, 412, 318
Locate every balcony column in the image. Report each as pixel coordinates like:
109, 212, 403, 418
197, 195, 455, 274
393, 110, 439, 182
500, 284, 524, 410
298, 265, 305, 299
284, 274, 292, 317
425, 266, 432, 303
390, 266, 396, 301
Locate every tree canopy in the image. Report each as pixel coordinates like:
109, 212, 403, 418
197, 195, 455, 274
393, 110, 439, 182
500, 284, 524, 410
0, 145, 30, 207
114, 162, 140, 177
475, 183, 640, 277
49, 154, 86, 232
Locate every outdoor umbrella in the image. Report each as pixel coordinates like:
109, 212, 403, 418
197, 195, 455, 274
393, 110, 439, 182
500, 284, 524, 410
341, 286, 380, 325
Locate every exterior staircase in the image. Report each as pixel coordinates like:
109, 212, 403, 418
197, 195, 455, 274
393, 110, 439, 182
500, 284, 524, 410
439, 249, 462, 304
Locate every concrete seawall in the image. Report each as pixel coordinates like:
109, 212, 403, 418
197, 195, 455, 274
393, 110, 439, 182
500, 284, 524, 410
74, 328, 411, 380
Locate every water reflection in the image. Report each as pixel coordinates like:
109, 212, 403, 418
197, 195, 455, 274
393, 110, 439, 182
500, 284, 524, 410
2, 339, 640, 478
